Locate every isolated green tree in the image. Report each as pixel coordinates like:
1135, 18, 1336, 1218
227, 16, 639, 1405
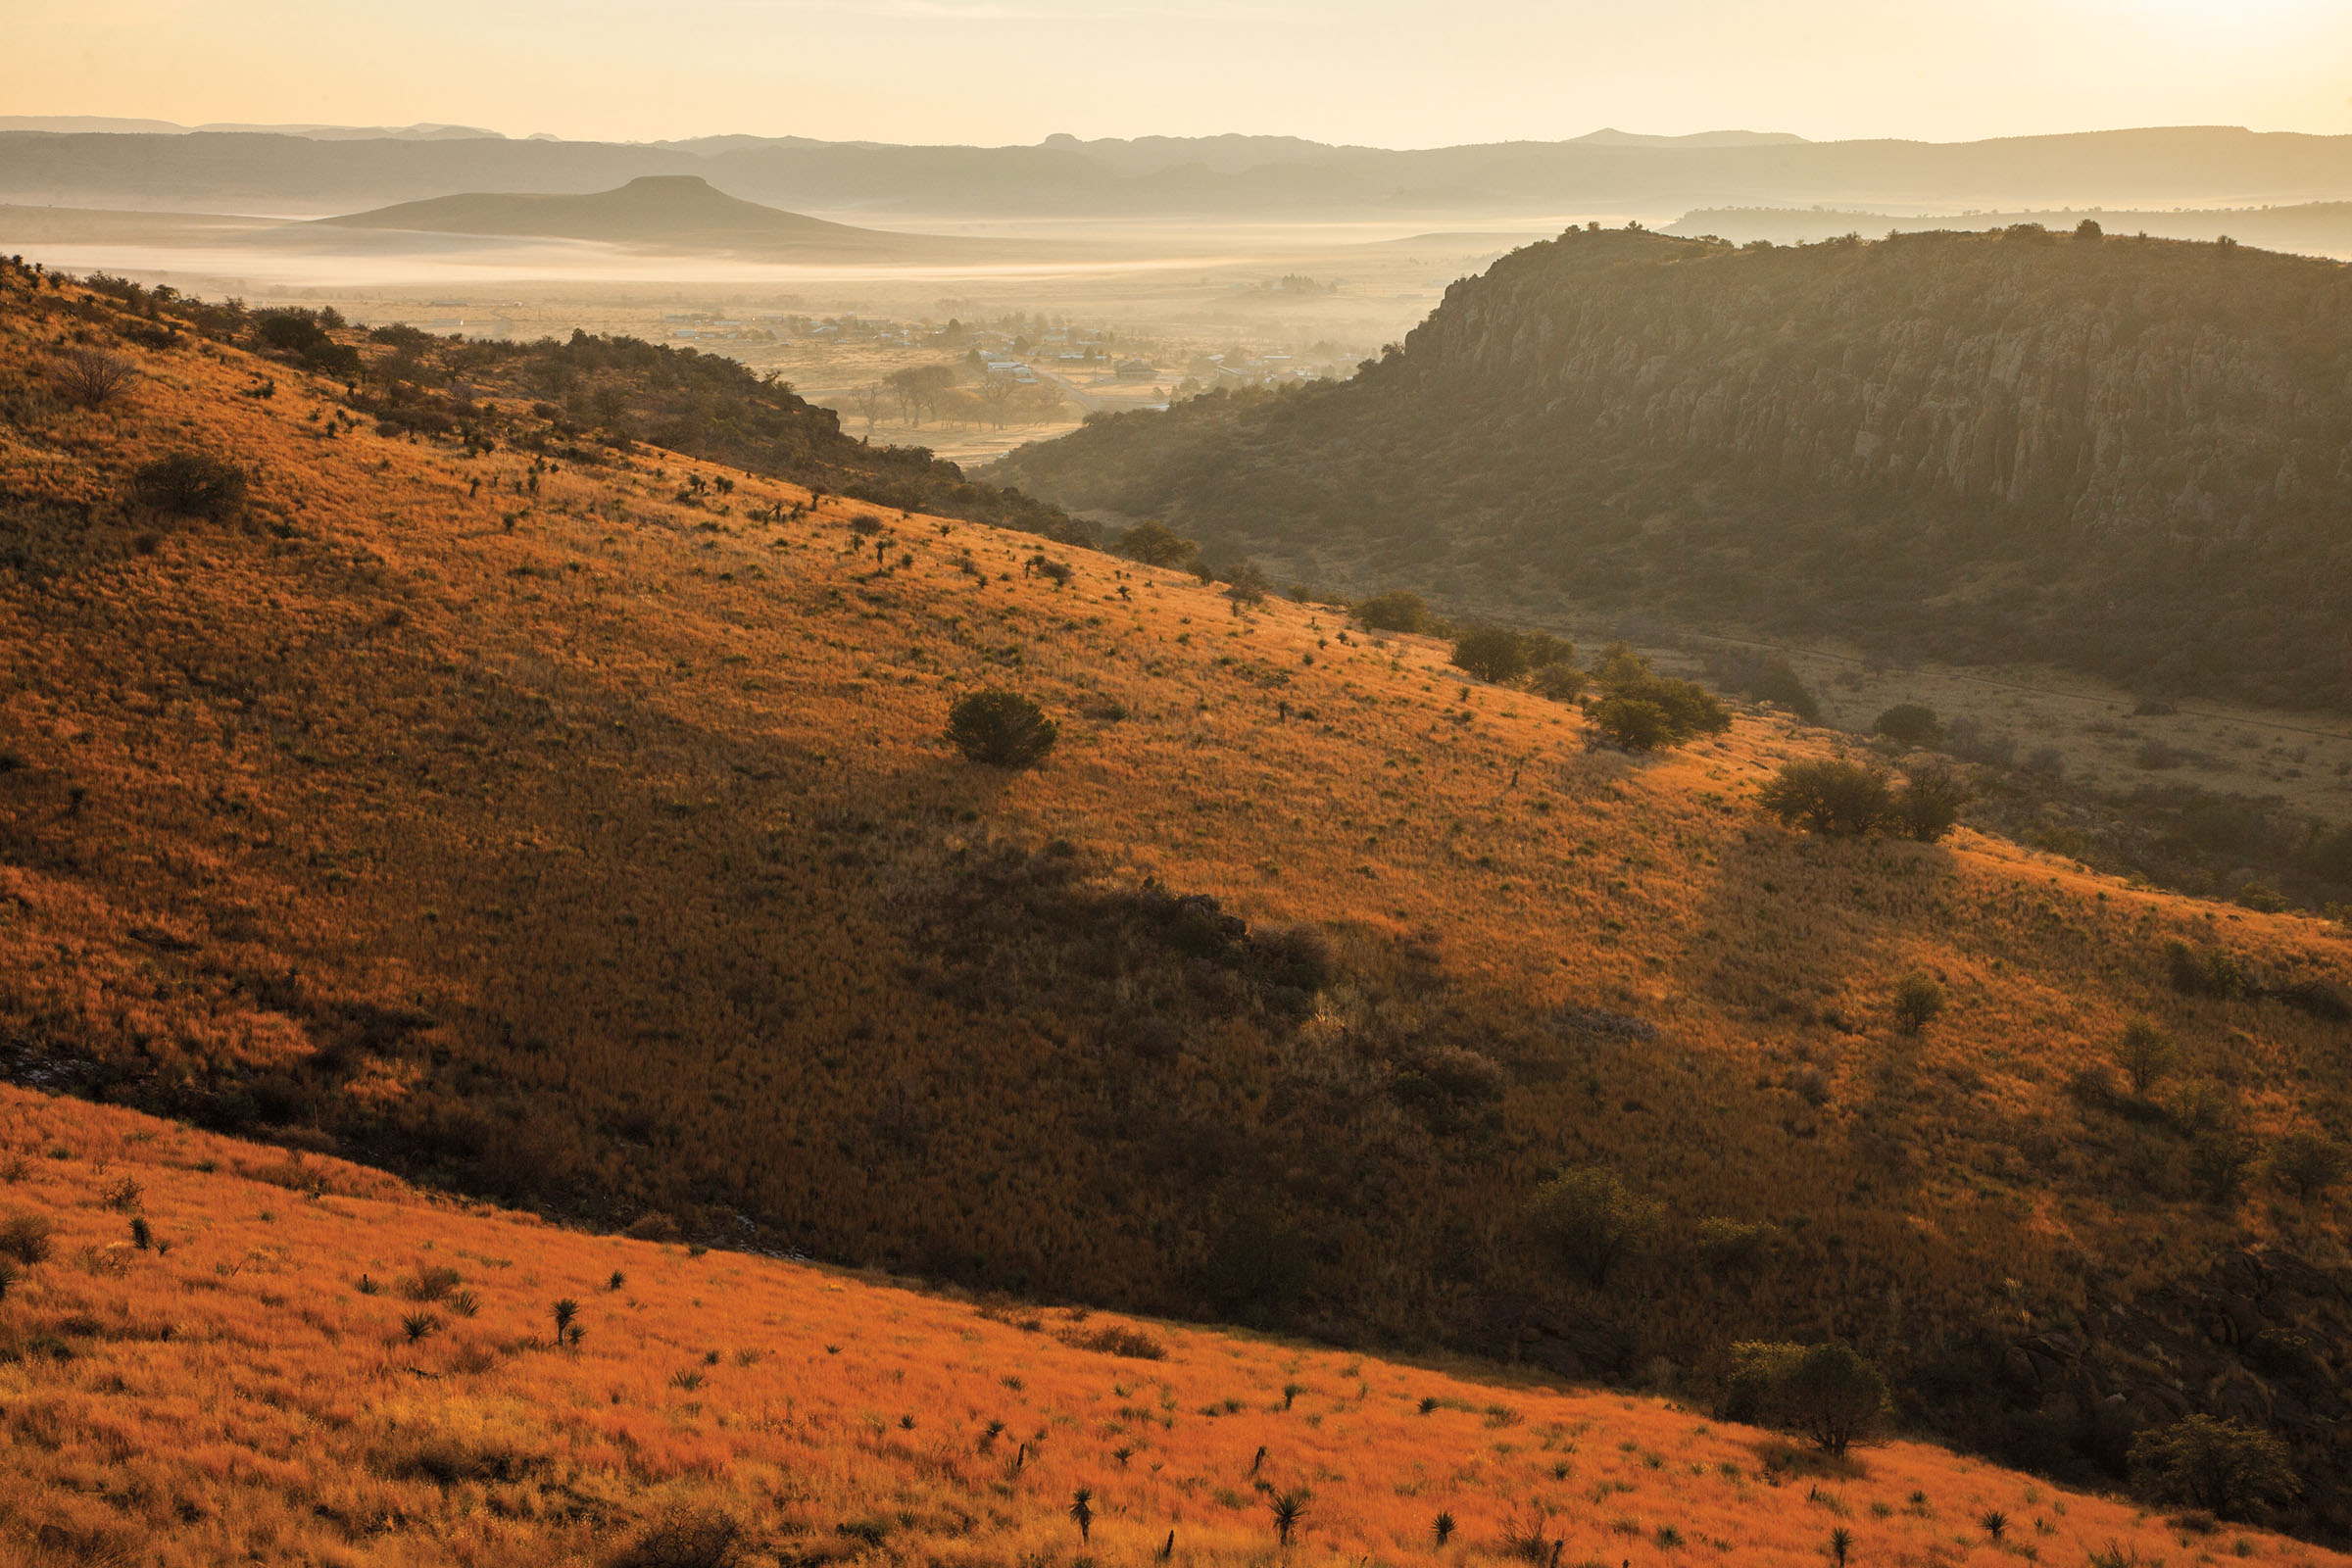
1892, 972, 1946, 1035
1351, 590, 1431, 634
1451, 626, 1528, 684
2129, 1415, 2299, 1520
2116, 1018, 2177, 1099
1759, 760, 1893, 836
1725, 1341, 1887, 1455
947, 689, 1058, 768
1782, 1341, 1888, 1455
1592, 696, 1676, 752
2271, 1131, 2346, 1200
1891, 763, 1972, 842
1529, 662, 1585, 702
1113, 520, 1198, 569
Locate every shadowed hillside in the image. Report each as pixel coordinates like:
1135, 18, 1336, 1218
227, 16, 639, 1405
995, 224, 2352, 710
10, 1085, 2340, 1567
4, 260, 2352, 1537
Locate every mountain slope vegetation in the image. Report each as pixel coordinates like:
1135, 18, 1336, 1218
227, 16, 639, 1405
4, 260, 2352, 1537
996, 224, 2352, 709
11, 1085, 2337, 1568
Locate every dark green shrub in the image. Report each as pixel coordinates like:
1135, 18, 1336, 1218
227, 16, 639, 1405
1529, 662, 1585, 702
1221, 559, 1274, 605
1892, 972, 1946, 1034
1451, 625, 1529, 684
1520, 631, 1575, 670
2165, 941, 2248, 1000
612, 1505, 746, 1568
2116, 1019, 2176, 1099
1639, 677, 1732, 740
1890, 763, 1972, 842
1874, 704, 1943, 747
1758, 760, 1893, 835
1708, 649, 1821, 720
1592, 696, 1676, 752
1731, 1345, 1890, 1457
1726, 1341, 1888, 1455
2128, 1415, 2299, 1520
1352, 589, 1431, 634
947, 689, 1058, 768
1527, 1167, 1662, 1287
0, 1213, 54, 1265
131, 451, 248, 519
1693, 1216, 1776, 1276
254, 309, 361, 376
2270, 1131, 2345, 1200
2188, 1131, 2254, 1203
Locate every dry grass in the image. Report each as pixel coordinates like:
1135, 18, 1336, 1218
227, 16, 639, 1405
1, 1084, 2340, 1568
0, 264, 2346, 1403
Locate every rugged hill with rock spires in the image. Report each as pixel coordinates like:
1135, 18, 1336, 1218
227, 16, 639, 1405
996, 223, 2352, 710
6, 257, 2352, 1542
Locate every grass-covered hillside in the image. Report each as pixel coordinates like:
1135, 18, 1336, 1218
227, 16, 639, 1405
995, 224, 2352, 710
2, 259, 2350, 1536
2, 1084, 2344, 1568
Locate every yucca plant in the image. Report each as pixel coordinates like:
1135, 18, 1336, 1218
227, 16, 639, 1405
1269, 1491, 1306, 1548
1068, 1489, 1094, 1543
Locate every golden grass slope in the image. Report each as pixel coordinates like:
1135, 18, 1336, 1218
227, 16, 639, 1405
0, 269, 2347, 1424
1, 1084, 2341, 1568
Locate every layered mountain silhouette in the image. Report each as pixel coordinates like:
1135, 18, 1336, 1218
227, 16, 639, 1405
10, 124, 2352, 220
320, 173, 968, 258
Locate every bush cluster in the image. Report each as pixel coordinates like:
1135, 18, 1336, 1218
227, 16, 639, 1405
1758, 760, 1972, 842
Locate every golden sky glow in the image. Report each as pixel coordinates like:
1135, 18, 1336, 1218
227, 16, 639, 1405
6, 0, 2350, 147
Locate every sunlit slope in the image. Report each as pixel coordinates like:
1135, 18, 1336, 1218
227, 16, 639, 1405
2, 266, 2349, 1519
1, 1085, 2337, 1568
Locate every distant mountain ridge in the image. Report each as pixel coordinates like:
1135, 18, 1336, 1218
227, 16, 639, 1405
321, 173, 966, 258
7, 122, 2352, 220
0, 116, 501, 140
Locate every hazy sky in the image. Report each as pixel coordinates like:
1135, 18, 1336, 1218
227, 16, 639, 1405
9, 0, 2352, 147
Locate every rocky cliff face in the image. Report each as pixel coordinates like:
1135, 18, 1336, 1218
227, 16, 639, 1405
998, 225, 2352, 706
1406, 225, 2352, 535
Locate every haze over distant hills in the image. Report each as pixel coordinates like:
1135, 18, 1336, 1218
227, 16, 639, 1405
6, 122, 2352, 220
322, 173, 974, 259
